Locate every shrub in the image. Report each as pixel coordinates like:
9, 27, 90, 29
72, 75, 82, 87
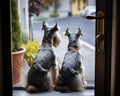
21, 40, 40, 66
11, 0, 22, 52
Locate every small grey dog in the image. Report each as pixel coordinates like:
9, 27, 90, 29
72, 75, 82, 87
54, 28, 86, 92
25, 21, 61, 93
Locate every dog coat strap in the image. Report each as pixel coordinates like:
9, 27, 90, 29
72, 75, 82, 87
68, 46, 80, 54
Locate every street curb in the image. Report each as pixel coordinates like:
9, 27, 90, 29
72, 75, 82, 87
81, 40, 95, 51
33, 15, 69, 23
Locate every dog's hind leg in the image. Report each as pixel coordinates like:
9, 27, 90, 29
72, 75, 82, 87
80, 67, 87, 85
54, 84, 70, 93
50, 66, 58, 86
51, 51, 60, 85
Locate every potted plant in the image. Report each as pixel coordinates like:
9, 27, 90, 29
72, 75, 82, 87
50, 0, 60, 17
11, 0, 26, 84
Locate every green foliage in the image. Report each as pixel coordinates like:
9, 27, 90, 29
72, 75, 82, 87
34, 17, 48, 21
21, 40, 40, 66
11, 0, 22, 52
41, 0, 50, 9
53, 0, 60, 13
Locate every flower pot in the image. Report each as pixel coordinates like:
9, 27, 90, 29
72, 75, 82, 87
12, 48, 26, 84
50, 13, 59, 17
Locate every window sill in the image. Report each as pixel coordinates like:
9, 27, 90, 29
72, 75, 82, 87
13, 88, 94, 96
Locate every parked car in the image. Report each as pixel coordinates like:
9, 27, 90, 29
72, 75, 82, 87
80, 5, 96, 17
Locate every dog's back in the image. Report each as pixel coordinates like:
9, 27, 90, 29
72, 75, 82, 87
34, 46, 55, 69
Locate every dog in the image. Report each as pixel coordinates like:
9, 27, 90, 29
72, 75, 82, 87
25, 21, 61, 93
54, 28, 86, 92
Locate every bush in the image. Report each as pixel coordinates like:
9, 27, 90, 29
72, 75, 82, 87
21, 40, 40, 66
11, 0, 22, 52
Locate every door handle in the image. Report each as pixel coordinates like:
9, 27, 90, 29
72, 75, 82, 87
85, 11, 105, 53
85, 13, 104, 19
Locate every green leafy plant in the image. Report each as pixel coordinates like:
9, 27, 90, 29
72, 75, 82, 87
11, 0, 22, 52
34, 17, 48, 22
21, 40, 40, 66
41, 0, 50, 9
49, 0, 60, 17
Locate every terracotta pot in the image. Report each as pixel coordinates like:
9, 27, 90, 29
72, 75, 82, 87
12, 48, 26, 84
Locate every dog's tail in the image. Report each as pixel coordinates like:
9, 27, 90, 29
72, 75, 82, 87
54, 86, 70, 93
26, 85, 39, 93
32, 64, 48, 75
26, 83, 53, 93
68, 68, 78, 76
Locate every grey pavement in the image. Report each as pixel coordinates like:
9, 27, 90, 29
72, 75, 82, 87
34, 13, 95, 46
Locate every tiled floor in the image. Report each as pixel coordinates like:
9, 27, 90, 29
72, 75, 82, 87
13, 89, 94, 96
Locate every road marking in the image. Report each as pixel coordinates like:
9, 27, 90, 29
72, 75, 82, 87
92, 20, 96, 22
81, 40, 95, 51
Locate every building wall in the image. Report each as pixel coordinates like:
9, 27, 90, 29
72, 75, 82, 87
57, 0, 70, 11
71, 0, 96, 15
71, 0, 86, 15
17, 0, 29, 35
87, 0, 96, 5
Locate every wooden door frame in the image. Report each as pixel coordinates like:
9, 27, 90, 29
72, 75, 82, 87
95, 0, 113, 96
95, 0, 120, 96
0, 0, 13, 96
114, 0, 120, 95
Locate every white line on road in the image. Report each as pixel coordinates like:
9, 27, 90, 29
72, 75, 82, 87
81, 40, 95, 51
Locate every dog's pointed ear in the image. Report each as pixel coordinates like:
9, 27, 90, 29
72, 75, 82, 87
55, 22, 57, 27
65, 28, 70, 36
42, 21, 47, 30
76, 27, 82, 36
53, 22, 59, 31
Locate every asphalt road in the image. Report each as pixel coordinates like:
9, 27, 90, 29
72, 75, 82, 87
33, 15, 95, 46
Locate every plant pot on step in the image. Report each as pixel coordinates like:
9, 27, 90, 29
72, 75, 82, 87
12, 48, 26, 84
